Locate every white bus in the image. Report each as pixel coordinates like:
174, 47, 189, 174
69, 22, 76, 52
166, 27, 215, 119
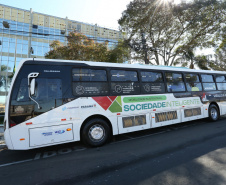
4, 59, 226, 150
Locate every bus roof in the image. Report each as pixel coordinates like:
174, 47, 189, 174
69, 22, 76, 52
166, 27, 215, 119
21, 58, 226, 75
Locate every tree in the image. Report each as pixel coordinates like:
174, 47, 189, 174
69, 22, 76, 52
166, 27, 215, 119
209, 38, 226, 70
45, 32, 130, 63
119, 0, 226, 66
174, 48, 210, 70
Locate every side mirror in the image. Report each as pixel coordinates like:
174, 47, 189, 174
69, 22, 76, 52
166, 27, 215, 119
28, 72, 41, 109
30, 79, 36, 96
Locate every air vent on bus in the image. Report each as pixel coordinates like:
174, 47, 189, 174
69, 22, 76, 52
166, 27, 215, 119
122, 115, 146, 128
155, 111, 177, 123
184, 108, 201, 117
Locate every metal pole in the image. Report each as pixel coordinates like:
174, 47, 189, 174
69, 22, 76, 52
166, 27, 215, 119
28, 8, 33, 58
14, 37, 17, 72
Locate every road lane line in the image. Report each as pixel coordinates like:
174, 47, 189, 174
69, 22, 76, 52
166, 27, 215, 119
0, 159, 33, 168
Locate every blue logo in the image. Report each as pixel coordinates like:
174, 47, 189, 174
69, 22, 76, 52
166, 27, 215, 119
62, 107, 67, 111
55, 130, 65, 134
42, 132, 53, 136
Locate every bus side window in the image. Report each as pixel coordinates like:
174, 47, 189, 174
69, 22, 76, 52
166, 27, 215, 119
185, 73, 202, 92
140, 71, 165, 94
215, 75, 226, 90
201, 74, 216, 91
165, 72, 185, 92
110, 70, 140, 95
72, 68, 109, 96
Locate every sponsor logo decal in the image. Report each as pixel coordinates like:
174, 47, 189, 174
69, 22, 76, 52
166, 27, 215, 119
124, 99, 201, 111
92, 96, 122, 113
123, 95, 167, 103
92, 95, 201, 113
62, 106, 79, 111
44, 70, 60, 73
42, 132, 53, 136
55, 130, 65, 134
81, 104, 96, 108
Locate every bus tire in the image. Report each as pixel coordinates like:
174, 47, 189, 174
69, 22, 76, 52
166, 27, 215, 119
209, 104, 219, 121
81, 118, 110, 147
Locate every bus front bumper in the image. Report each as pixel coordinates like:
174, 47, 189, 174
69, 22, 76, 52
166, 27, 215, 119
4, 129, 14, 150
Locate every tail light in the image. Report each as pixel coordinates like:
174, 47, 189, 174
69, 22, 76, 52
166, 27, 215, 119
9, 123, 16, 128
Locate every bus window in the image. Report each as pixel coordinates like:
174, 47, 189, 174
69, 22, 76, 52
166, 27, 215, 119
110, 70, 140, 95
72, 68, 107, 81
72, 68, 109, 96
17, 78, 30, 102
165, 73, 185, 92
32, 79, 62, 101
11, 78, 62, 125
185, 73, 202, 91
201, 74, 214, 82
17, 78, 62, 101
141, 71, 165, 93
201, 74, 216, 91
216, 75, 226, 90
141, 71, 163, 82
111, 70, 138, 82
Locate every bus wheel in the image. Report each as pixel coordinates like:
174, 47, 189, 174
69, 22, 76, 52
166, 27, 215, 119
81, 118, 110, 147
209, 104, 219, 121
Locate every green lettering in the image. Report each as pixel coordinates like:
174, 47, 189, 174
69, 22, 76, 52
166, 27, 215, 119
136, 104, 141, 110
153, 103, 157, 108
157, 102, 162, 108
148, 103, 152, 109
130, 105, 135, 111
162, 102, 166, 108
166, 102, 172, 107
144, 104, 148, 110
124, 105, 129, 111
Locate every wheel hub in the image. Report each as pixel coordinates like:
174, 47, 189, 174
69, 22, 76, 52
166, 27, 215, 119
89, 125, 104, 141
211, 108, 218, 120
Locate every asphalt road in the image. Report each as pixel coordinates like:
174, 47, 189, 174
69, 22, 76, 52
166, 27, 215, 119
1, 117, 226, 185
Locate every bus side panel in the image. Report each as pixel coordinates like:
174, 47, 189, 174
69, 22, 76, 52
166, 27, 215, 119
219, 102, 226, 115
9, 124, 29, 150
117, 114, 150, 134
29, 123, 74, 147
77, 97, 119, 136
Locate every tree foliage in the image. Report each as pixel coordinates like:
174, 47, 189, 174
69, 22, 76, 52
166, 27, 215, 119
119, 0, 226, 66
45, 32, 130, 63
174, 48, 210, 69
209, 38, 226, 70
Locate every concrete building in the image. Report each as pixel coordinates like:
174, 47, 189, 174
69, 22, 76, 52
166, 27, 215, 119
0, 4, 124, 112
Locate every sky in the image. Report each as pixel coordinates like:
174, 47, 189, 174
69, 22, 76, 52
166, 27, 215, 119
0, 0, 132, 30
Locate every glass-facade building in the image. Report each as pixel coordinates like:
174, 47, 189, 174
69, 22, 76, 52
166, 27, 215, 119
0, 4, 124, 113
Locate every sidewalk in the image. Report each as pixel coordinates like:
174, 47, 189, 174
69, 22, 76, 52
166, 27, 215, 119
0, 124, 6, 150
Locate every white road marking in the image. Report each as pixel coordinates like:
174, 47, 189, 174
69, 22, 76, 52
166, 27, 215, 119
0, 159, 33, 168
